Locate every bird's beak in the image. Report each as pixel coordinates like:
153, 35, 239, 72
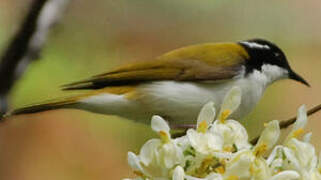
289, 70, 310, 87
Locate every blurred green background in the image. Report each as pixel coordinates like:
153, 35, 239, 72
0, 0, 320, 179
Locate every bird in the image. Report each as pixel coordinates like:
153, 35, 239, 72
5, 39, 309, 128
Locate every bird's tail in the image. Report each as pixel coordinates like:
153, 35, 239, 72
4, 97, 79, 118
2, 87, 134, 120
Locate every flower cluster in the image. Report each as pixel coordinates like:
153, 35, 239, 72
124, 87, 321, 180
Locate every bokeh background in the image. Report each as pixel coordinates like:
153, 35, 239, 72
0, 0, 320, 179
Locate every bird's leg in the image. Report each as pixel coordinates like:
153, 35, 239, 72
170, 124, 196, 138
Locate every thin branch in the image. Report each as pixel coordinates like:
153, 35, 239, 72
250, 103, 321, 145
279, 104, 321, 129
0, 0, 70, 116
0, 0, 47, 95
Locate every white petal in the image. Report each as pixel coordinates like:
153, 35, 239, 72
270, 158, 283, 170
128, 152, 142, 171
186, 129, 199, 148
218, 86, 242, 118
139, 139, 161, 166
151, 115, 170, 134
266, 145, 283, 165
211, 120, 251, 150
287, 138, 317, 170
187, 129, 223, 155
172, 166, 185, 180
174, 136, 190, 150
161, 143, 184, 168
284, 105, 308, 143
225, 150, 253, 178
211, 152, 233, 160
204, 173, 223, 180
268, 170, 300, 180
282, 147, 301, 170
303, 132, 312, 142
255, 120, 280, 150
293, 105, 307, 131
197, 101, 216, 128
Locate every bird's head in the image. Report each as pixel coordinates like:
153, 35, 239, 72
239, 39, 310, 87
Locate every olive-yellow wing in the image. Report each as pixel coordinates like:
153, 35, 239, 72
61, 43, 249, 90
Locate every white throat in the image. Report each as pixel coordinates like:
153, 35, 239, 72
249, 64, 288, 88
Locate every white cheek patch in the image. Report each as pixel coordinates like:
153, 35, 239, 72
240, 41, 270, 50
248, 64, 288, 88
261, 64, 288, 81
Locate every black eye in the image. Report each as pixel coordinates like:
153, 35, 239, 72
274, 53, 280, 57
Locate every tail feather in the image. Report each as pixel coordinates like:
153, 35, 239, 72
4, 86, 135, 118
7, 99, 78, 117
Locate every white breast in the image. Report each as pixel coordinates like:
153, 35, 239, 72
135, 78, 263, 125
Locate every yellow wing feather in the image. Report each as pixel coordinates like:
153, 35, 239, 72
62, 43, 249, 90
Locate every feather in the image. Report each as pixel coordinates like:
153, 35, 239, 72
8, 98, 77, 116
8, 86, 136, 116
61, 42, 249, 90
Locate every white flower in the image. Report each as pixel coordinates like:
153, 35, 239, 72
284, 138, 317, 179
186, 87, 247, 157
217, 86, 242, 123
197, 101, 216, 130
224, 150, 254, 179
253, 120, 280, 157
209, 87, 250, 152
264, 105, 317, 180
151, 115, 171, 141
285, 105, 307, 143
125, 86, 320, 180
210, 120, 251, 152
128, 152, 143, 172
186, 102, 224, 156
128, 116, 184, 179
186, 129, 223, 156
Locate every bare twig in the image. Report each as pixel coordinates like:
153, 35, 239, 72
279, 104, 321, 129
250, 104, 321, 145
0, 0, 70, 116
